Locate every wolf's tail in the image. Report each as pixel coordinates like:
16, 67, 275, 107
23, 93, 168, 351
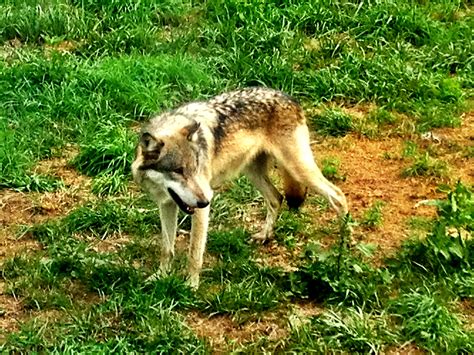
281, 168, 307, 209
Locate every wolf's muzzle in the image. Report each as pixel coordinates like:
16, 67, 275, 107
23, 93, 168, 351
167, 188, 210, 214
167, 188, 195, 214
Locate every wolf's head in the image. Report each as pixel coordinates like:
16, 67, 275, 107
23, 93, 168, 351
133, 115, 211, 214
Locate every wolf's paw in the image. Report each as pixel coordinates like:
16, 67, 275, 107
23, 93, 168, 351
251, 230, 272, 244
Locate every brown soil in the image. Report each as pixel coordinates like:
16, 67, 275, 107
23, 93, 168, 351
186, 309, 288, 353
312, 110, 473, 257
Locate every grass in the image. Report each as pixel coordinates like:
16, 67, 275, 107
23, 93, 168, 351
285, 307, 398, 353
321, 157, 345, 182
0, 0, 473, 352
361, 200, 385, 229
311, 109, 353, 137
390, 291, 473, 353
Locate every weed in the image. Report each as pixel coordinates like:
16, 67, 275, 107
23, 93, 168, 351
202, 276, 282, 323
361, 200, 385, 229
91, 170, 129, 196
311, 109, 353, 137
0, 173, 64, 192
402, 151, 448, 178
226, 176, 261, 205
389, 182, 473, 297
368, 108, 396, 125
402, 141, 419, 158
274, 209, 308, 249
71, 124, 136, 177
290, 242, 391, 308
408, 216, 433, 233
321, 157, 345, 182
353, 107, 397, 138
206, 228, 252, 263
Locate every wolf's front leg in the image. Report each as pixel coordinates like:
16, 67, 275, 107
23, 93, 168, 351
159, 200, 179, 274
187, 205, 210, 289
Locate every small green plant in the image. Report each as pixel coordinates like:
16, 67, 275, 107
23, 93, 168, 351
389, 182, 473, 297
291, 242, 391, 308
402, 152, 447, 178
321, 157, 345, 182
311, 109, 353, 137
27, 198, 160, 244
361, 200, 385, 229
274, 210, 307, 249
227, 176, 260, 204
206, 228, 252, 263
0, 173, 64, 192
202, 275, 282, 323
402, 141, 419, 158
408, 216, 432, 232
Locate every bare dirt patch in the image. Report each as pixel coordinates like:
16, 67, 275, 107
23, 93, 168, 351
0, 154, 92, 229
0, 281, 23, 337
186, 309, 288, 353
311, 111, 473, 257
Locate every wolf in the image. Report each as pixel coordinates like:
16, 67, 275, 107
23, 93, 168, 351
132, 87, 348, 288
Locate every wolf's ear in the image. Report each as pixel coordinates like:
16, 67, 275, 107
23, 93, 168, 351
140, 132, 164, 155
181, 121, 200, 142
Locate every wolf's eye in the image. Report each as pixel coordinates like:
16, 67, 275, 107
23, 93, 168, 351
173, 167, 184, 175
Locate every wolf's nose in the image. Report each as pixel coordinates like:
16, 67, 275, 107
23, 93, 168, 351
197, 200, 209, 208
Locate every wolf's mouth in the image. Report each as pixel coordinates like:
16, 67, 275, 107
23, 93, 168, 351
167, 188, 195, 215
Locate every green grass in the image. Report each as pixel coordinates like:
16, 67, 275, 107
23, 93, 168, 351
401, 141, 449, 178
0, 0, 473, 352
321, 157, 346, 182
285, 307, 398, 353
311, 108, 353, 137
390, 291, 473, 353
361, 200, 385, 229
403, 152, 448, 178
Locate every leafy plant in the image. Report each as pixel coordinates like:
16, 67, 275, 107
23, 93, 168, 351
321, 157, 345, 182
290, 242, 391, 308
361, 200, 385, 229
402, 152, 448, 178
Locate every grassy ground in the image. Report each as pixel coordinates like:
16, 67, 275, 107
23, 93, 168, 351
0, 0, 473, 352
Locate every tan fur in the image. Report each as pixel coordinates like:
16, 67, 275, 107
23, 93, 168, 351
132, 87, 349, 288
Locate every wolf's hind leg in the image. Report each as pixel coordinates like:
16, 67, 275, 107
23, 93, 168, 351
244, 153, 283, 242
274, 126, 348, 216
